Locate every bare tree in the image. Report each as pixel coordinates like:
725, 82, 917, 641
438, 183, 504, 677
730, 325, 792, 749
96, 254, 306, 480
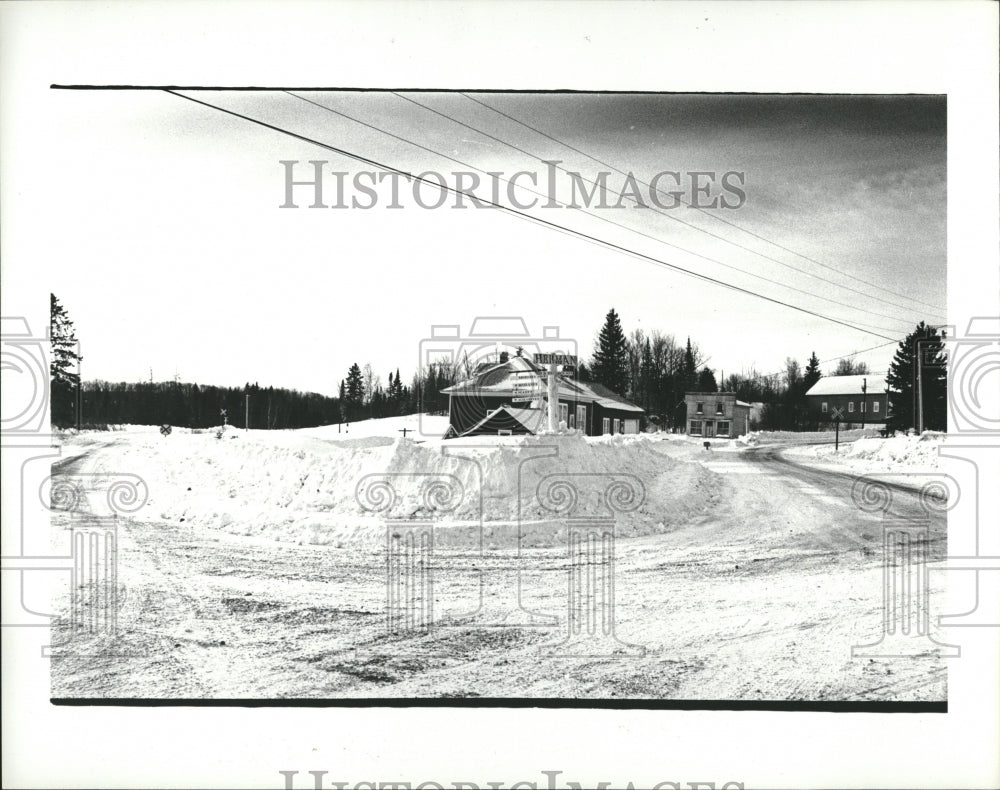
361, 363, 382, 406
834, 356, 870, 376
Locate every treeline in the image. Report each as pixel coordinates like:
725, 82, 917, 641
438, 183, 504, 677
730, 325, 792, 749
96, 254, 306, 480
78, 363, 461, 429
58, 291, 944, 434
81, 381, 343, 430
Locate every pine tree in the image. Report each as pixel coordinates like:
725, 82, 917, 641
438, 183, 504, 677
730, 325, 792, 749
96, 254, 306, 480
345, 363, 364, 420
682, 337, 698, 392
886, 322, 947, 433
804, 351, 821, 391
591, 308, 629, 395
50, 293, 82, 427
696, 367, 718, 392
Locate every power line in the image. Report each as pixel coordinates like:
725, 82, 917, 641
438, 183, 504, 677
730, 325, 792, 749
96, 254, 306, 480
728, 339, 900, 386
458, 92, 947, 319
287, 91, 908, 336
163, 89, 899, 343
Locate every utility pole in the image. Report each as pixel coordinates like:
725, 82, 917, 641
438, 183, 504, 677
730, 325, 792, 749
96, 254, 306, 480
76, 343, 82, 431
916, 347, 923, 434
76, 341, 83, 431
245, 392, 249, 432
861, 377, 866, 431
913, 327, 946, 436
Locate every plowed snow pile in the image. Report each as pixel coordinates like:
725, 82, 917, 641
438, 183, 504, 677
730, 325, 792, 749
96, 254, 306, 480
739, 428, 879, 446
91, 427, 711, 548
783, 431, 944, 472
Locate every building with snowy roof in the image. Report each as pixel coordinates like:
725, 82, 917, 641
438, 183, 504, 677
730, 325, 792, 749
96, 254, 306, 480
684, 392, 751, 439
440, 354, 644, 438
804, 374, 890, 425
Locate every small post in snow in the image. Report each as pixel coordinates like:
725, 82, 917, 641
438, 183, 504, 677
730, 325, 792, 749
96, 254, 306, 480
831, 406, 844, 452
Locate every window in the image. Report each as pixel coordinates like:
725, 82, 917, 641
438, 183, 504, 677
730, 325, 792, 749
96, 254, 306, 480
715, 402, 724, 415
559, 403, 569, 425
717, 420, 730, 437
861, 401, 866, 412
848, 402, 855, 413
624, 419, 639, 434
689, 419, 702, 436
822, 402, 828, 413
874, 401, 880, 413
576, 405, 587, 432
602, 417, 610, 435
497, 429, 512, 436
696, 402, 704, 414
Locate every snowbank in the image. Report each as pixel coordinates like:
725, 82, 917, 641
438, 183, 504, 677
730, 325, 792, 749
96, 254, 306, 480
738, 428, 881, 446
90, 426, 714, 549
782, 431, 945, 473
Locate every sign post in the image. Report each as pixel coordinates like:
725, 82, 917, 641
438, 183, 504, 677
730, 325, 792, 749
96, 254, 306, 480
831, 406, 845, 451
533, 353, 578, 432
512, 371, 542, 404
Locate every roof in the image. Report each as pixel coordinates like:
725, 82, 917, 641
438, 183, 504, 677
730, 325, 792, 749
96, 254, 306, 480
805, 374, 889, 397
577, 381, 644, 413
442, 358, 644, 413
685, 392, 750, 408
456, 405, 540, 437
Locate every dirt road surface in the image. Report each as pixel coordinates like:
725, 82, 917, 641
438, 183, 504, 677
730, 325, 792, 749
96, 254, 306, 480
48, 440, 950, 701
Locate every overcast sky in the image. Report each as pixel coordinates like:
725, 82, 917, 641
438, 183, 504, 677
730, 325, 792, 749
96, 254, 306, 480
33, 90, 945, 394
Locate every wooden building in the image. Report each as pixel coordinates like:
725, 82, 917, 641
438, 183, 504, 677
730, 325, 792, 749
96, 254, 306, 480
441, 355, 644, 438
805, 374, 889, 426
684, 392, 751, 439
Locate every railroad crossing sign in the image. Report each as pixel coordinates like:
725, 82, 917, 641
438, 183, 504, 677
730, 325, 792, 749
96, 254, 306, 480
831, 406, 844, 451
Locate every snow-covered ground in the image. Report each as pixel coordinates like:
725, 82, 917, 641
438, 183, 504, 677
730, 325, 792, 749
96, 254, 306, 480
57, 416, 714, 549
782, 431, 945, 474
50, 416, 950, 702
739, 428, 881, 446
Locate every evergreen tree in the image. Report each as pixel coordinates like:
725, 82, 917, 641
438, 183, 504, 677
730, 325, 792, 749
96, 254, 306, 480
804, 351, 822, 391
696, 367, 718, 392
682, 337, 698, 392
886, 322, 947, 433
50, 293, 82, 427
345, 363, 364, 419
590, 308, 629, 395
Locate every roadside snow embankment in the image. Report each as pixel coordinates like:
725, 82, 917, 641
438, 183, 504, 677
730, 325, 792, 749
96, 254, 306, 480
93, 428, 714, 548
781, 432, 944, 474
738, 428, 880, 447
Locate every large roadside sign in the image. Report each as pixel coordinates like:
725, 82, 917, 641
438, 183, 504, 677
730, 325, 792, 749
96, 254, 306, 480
533, 353, 577, 366
512, 374, 543, 403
